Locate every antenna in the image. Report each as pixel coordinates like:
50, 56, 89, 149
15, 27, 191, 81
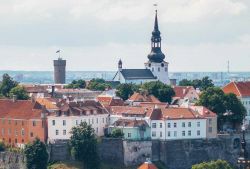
227, 60, 230, 73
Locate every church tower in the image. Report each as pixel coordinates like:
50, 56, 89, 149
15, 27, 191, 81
145, 10, 170, 84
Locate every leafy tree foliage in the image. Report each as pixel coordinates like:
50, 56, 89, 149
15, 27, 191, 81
87, 78, 110, 91
9, 85, 29, 100
197, 87, 246, 129
116, 83, 139, 100
142, 81, 175, 103
0, 141, 5, 152
24, 138, 49, 169
179, 76, 214, 91
111, 128, 124, 138
0, 74, 18, 97
65, 79, 86, 89
192, 160, 233, 169
69, 122, 100, 169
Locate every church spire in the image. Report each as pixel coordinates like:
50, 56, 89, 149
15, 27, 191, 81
147, 10, 165, 63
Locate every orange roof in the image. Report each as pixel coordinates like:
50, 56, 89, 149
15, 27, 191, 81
0, 99, 43, 119
129, 93, 161, 103
97, 96, 124, 107
110, 106, 153, 117
138, 161, 158, 169
36, 98, 58, 110
223, 81, 250, 97
189, 106, 217, 118
173, 86, 195, 99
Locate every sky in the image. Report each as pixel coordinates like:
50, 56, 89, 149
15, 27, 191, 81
0, 0, 249, 72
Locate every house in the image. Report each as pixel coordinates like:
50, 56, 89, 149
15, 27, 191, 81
128, 92, 161, 106
47, 100, 109, 141
0, 99, 47, 148
110, 119, 151, 140
97, 95, 124, 108
172, 86, 199, 106
189, 106, 217, 138
150, 107, 207, 140
23, 85, 49, 98
222, 81, 250, 124
138, 159, 158, 169
113, 10, 170, 85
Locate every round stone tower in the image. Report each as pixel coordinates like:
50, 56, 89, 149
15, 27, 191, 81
54, 58, 66, 84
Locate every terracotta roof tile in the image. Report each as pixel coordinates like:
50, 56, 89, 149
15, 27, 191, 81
129, 93, 161, 103
173, 86, 195, 99
223, 81, 250, 97
110, 106, 153, 117
113, 119, 149, 127
138, 162, 158, 169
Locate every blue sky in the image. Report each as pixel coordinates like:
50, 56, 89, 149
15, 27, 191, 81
0, 0, 249, 72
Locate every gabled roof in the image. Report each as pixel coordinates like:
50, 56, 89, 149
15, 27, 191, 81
128, 93, 161, 103
110, 106, 153, 117
120, 69, 156, 80
97, 96, 124, 107
0, 99, 43, 119
223, 81, 250, 97
138, 161, 158, 169
189, 106, 217, 118
173, 86, 196, 99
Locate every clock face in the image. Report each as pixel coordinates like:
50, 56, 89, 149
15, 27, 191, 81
161, 63, 164, 67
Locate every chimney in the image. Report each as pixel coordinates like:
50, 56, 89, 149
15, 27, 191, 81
12, 95, 17, 102
51, 85, 55, 98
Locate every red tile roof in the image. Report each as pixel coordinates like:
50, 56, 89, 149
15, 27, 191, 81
190, 106, 217, 118
129, 93, 161, 103
110, 106, 153, 117
173, 86, 195, 99
0, 99, 43, 119
113, 119, 149, 127
223, 81, 250, 97
138, 161, 158, 169
97, 96, 124, 107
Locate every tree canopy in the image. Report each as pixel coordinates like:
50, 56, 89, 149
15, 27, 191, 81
69, 122, 100, 169
87, 78, 110, 91
65, 79, 86, 89
179, 76, 214, 91
24, 138, 49, 169
197, 87, 246, 129
116, 83, 139, 100
192, 160, 233, 169
9, 85, 29, 100
0, 73, 18, 97
111, 128, 124, 138
142, 81, 175, 103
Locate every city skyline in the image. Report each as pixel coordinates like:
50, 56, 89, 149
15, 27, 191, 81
0, 0, 249, 72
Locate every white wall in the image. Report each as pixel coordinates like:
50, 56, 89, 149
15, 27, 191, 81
240, 97, 250, 124
145, 62, 170, 85
151, 119, 206, 140
48, 114, 109, 141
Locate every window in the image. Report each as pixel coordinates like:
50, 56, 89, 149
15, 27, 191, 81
152, 131, 156, 137
22, 121, 24, 126
15, 139, 17, 143
102, 118, 105, 123
174, 123, 177, 128
96, 118, 98, 124
1, 128, 4, 135
88, 119, 90, 124
15, 130, 18, 136
182, 122, 185, 127
30, 132, 33, 137
92, 119, 94, 124
2, 119, 4, 124
188, 122, 191, 127
63, 120, 66, 126
209, 127, 213, 133
188, 130, 191, 136
8, 120, 11, 124
182, 131, 185, 136
128, 133, 131, 138
52, 120, 55, 126
197, 130, 200, 136
160, 132, 162, 137
76, 120, 78, 125
168, 131, 171, 137
197, 122, 200, 127
32, 121, 36, 126
174, 131, 177, 137
152, 67, 154, 72
158, 67, 160, 72
152, 123, 156, 128
56, 130, 59, 135
8, 129, 11, 135
15, 120, 18, 125
96, 128, 98, 133
168, 123, 171, 128
208, 119, 212, 125
63, 130, 66, 135
165, 67, 167, 72
21, 129, 24, 136
160, 123, 162, 128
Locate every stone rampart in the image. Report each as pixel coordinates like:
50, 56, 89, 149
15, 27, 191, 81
0, 152, 25, 169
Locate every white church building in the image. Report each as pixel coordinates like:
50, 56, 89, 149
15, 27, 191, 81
113, 10, 170, 85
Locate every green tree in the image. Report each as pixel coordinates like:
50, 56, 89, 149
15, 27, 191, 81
65, 79, 86, 89
192, 160, 233, 169
0, 141, 5, 152
69, 122, 100, 169
197, 87, 246, 129
111, 128, 124, 138
116, 83, 138, 100
179, 76, 214, 91
9, 85, 29, 100
87, 78, 110, 91
0, 74, 18, 97
142, 81, 175, 103
179, 79, 193, 86
24, 138, 49, 169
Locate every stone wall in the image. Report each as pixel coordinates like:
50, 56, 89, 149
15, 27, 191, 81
48, 140, 70, 161
0, 152, 26, 169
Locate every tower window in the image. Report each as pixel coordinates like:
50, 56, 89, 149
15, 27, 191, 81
148, 63, 151, 67
165, 67, 167, 72
161, 63, 164, 67
152, 68, 154, 72
158, 67, 160, 72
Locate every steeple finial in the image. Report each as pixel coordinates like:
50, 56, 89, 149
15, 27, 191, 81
154, 10, 159, 31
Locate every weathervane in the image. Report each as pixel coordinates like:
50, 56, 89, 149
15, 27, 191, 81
153, 3, 158, 11
56, 50, 61, 59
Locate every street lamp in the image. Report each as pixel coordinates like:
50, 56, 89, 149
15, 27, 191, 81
238, 125, 250, 169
